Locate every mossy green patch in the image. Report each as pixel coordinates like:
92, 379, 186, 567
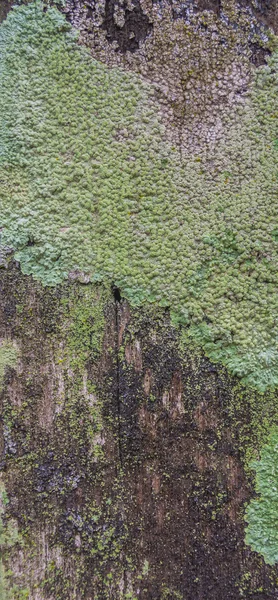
245, 431, 278, 565
61, 284, 108, 370
0, 481, 29, 600
0, 342, 18, 391
56, 284, 109, 460
1, 1, 278, 390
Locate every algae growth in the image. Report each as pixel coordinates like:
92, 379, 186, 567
1, 1, 278, 390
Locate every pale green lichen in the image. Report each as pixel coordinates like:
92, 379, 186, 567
245, 431, 278, 565
1, 1, 278, 390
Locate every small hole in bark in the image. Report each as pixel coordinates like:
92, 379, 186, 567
113, 286, 121, 302
249, 42, 271, 67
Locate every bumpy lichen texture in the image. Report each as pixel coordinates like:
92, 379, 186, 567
66, 0, 274, 156
1, 1, 278, 391
245, 432, 278, 565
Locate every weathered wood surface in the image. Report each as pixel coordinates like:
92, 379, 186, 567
0, 263, 277, 598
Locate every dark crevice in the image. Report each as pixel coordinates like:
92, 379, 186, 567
0, 0, 14, 24
113, 285, 123, 468
86, 4, 95, 19
113, 286, 121, 303
101, 0, 153, 53
27, 236, 35, 247
249, 41, 271, 66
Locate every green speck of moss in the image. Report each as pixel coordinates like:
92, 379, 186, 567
0, 342, 18, 391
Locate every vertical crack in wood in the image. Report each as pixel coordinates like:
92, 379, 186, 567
114, 287, 123, 469
113, 287, 128, 594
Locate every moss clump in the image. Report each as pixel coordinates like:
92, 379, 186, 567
0, 342, 18, 391
1, 2, 278, 390
61, 284, 108, 370
0, 482, 29, 599
245, 431, 278, 565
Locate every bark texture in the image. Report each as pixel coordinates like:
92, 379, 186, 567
1, 262, 278, 599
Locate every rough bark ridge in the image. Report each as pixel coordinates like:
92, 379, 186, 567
1, 0, 278, 598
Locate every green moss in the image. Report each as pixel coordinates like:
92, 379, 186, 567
245, 431, 278, 565
161, 586, 183, 599
0, 342, 18, 391
61, 284, 108, 370
0, 482, 29, 600
1, 1, 278, 390
57, 284, 109, 457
